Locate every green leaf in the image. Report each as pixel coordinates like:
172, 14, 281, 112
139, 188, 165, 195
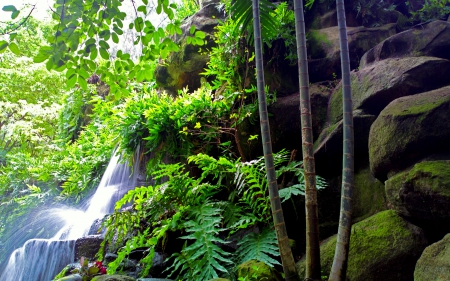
2, 5, 17, 12
0, 41, 8, 52
112, 32, 119, 44
78, 75, 88, 89
189, 25, 196, 35
99, 47, 109, 60
8, 42, 20, 55
11, 10, 20, 19
195, 31, 206, 39
67, 74, 78, 88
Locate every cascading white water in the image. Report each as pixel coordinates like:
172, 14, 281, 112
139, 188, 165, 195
0, 148, 140, 281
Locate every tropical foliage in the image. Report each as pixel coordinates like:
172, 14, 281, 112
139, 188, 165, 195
0, 0, 436, 280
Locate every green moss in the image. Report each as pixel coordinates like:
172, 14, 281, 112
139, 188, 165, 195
388, 161, 450, 196
296, 210, 427, 281
352, 166, 387, 222
386, 89, 450, 117
236, 260, 283, 281
306, 30, 329, 59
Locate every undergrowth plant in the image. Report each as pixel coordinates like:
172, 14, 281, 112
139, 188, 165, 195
100, 150, 327, 280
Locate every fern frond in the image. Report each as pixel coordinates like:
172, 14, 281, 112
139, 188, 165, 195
166, 201, 233, 280
236, 228, 281, 268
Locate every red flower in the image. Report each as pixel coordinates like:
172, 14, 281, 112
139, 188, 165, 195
94, 261, 103, 268
100, 267, 107, 274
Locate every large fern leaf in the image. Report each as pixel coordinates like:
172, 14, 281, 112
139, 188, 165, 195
236, 227, 281, 267
165, 202, 233, 280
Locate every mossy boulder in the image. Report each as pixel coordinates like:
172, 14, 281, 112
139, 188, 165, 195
154, 1, 225, 95
329, 57, 450, 124
91, 275, 135, 281
369, 86, 450, 181
314, 112, 376, 177
361, 20, 450, 67
307, 24, 397, 83
296, 210, 428, 281
236, 260, 283, 281
415, 233, 450, 281
385, 161, 450, 232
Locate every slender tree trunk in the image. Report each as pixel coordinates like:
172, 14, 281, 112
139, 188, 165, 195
293, 0, 321, 280
329, 0, 354, 280
251, 1, 299, 280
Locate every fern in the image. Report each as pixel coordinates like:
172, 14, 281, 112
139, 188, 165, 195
165, 201, 233, 280
236, 228, 281, 268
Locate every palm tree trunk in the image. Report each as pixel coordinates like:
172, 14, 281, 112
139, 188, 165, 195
251, 1, 299, 280
293, 0, 321, 280
329, 0, 354, 280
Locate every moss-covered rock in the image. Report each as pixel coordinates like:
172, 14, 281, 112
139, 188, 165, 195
415, 233, 450, 281
329, 57, 450, 124
296, 210, 427, 281
369, 86, 450, 181
307, 24, 397, 83
361, 20, 450, 67
91, 275, 135, 281
385, 161, 450, 232
154, 1, 225, 95
236, 260, 283, 281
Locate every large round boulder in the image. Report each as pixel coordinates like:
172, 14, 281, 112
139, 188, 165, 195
296, 210, 428, 281
415, 233, 450, 281
329, 56, 450, 124
154, 1, 225, 95
361, 20, 450, 67
369, 86, 450, 181
385, 160, 450, 233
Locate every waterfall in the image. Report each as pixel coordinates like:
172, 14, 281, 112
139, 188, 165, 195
0, 147, 140, 281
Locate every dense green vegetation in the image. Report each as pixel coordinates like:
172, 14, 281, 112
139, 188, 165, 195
1, 0, 449, 280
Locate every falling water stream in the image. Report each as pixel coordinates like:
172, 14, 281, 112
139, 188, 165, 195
0, 148, 140, 281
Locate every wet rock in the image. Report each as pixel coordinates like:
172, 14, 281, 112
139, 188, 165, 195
361, 20, 450, 67
91, 275, 136, 281
385, 161, 450, 233
369, 86, 450, 181
55, 274, 82, 281
296, 210, 428, 281
75, 235, 104, 261
415, 233, 450, 281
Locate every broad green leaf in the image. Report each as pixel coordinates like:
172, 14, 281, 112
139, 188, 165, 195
99, 47, 109, 60
112, 32, 119, 44
0, 41, 8, 51
67, 73, 78, 88
78, 75, 87, 89
2, 5, 17, 12
11, 10, 20, 19
8, 42, 20, 55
